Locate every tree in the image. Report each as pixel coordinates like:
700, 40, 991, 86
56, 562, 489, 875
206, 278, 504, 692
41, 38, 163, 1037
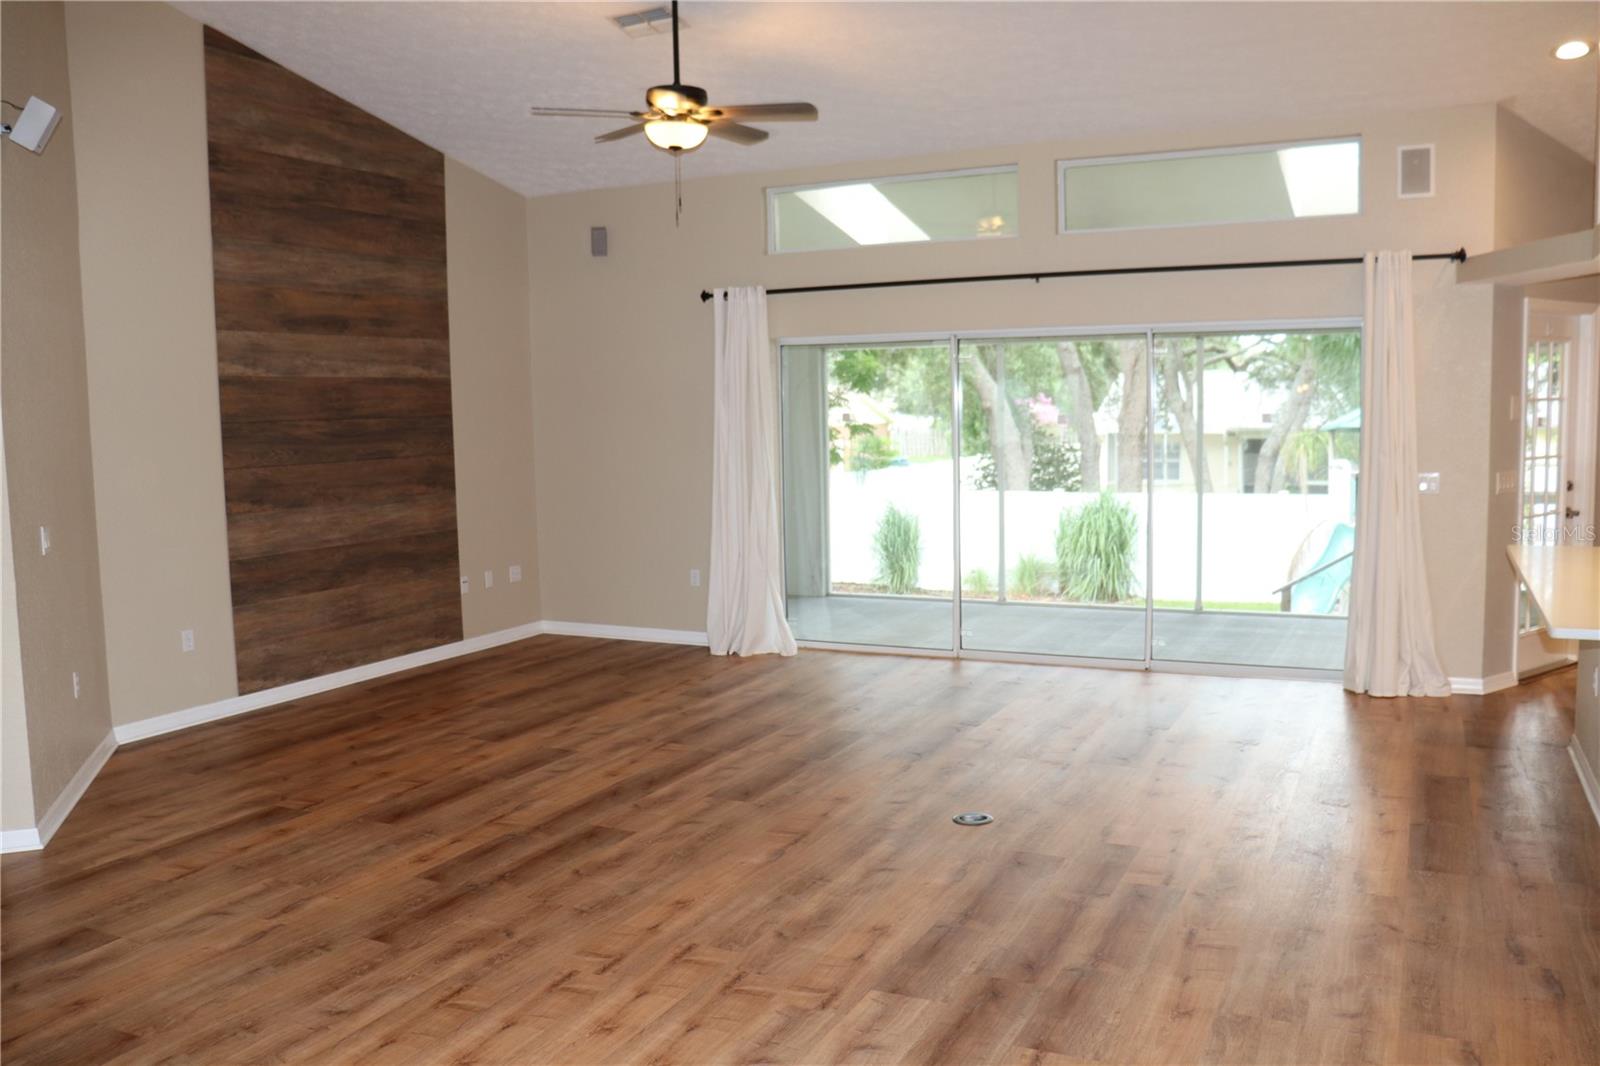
964, 346, 1031, 492
1155, 342, 1211, 492
1055, 341, 1102, 491
1112, 340, 1148, 491
1247, 332, 1360, 494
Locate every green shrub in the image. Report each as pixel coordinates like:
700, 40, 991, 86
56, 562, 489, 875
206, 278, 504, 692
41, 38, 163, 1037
1008, 553, 1057, 598
971, 425, 1082, 491
964, 568, 994, 597
874, 506, 921, 594
1028, 430, 1082, 492
1056, 492, 1138, 603
847, 431, 898, 473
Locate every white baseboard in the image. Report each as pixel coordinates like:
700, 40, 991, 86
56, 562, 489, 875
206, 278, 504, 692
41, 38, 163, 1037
0, 827, 41, 853
1571, 738, 1600, 830
114, 621, 549, 745
1, 729, 116, 854
540, 620, 708, 646
1446, 671, 1518, 696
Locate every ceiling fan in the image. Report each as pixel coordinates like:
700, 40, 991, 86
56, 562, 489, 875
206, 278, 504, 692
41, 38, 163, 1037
528, 1, 818, 156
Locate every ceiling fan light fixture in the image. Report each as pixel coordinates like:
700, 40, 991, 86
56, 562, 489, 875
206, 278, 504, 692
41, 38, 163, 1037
646, 84, 706, 116
644, 117, 708, 152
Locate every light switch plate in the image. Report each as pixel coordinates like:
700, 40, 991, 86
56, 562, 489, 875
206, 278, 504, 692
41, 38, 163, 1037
1418, 472, 1441, 494
1495, 471, 1517, 495
460, 576, 470, 594
484, 569, 494, 589
509, 565, 522, 583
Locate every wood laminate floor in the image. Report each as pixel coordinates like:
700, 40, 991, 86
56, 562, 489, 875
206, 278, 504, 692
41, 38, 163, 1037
3, 636, 1598, 1065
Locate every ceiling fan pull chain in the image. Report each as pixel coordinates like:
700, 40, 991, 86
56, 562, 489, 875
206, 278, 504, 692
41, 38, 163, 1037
675, 151, 683, 227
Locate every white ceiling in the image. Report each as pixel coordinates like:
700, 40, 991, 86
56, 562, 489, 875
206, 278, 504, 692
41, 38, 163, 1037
175, 1, 1600, 198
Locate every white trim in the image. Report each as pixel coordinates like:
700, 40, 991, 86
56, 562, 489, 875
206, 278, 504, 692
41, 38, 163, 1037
1445, 671, 1518, 695
1570, 737, 1600, 829
0, 827, 42, 852
779, 318, 1363, 351
540, 620, 708, 646
1, 728, 117, 853
114, 621, 548, 745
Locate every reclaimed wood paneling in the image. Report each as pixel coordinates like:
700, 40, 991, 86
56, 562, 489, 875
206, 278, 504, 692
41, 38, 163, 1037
205, 27, 460, 693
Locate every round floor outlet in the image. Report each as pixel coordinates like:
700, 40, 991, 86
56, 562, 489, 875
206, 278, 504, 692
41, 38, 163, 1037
952, 812, 994, 826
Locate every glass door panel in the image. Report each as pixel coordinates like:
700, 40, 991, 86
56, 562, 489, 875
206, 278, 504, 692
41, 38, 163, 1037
1150, 329, 1358, 671
780, 342, 954, 650
957, 336, 1149, 661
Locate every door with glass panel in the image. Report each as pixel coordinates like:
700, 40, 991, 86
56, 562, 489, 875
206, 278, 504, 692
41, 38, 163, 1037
1516, 306, 1596, 676
1147, 330, 1358, 672
956, 336, 1149, 661
780, 342, 955, 651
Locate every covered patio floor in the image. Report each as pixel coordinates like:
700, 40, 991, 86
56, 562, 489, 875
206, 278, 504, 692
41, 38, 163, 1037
786, 594, 1346, 672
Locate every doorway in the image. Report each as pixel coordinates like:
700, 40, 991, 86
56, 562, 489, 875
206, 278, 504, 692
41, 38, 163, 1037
1515, 300, 1598, 678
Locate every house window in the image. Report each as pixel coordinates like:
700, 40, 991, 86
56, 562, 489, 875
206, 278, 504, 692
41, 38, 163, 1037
769, 166, 1018, 254
1148, 434, 1182, 482
1058, 138, 1360, 233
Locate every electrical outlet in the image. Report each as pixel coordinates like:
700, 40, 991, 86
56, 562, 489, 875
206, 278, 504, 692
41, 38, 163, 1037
484, 569, 494, 589
1592, 665, 1598, 699
689, 568, 702, 588
71, 671, 80, 700
460, 576, 470, 595
38, 526, 50, 556
508, 565, 522, 583
180, 629, 195, 653
1417, 472, 1441, 494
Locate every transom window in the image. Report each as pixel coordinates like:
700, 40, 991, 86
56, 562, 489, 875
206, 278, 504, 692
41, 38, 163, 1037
768, 166, 1018, 254
1059, 138, 1361, 233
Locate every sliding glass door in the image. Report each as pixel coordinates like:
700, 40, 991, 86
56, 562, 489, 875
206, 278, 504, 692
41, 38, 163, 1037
1148, 331, 1356, 671
780, 324, 1359, 674
781, 342, 954, 650
957, 336, 1149, 661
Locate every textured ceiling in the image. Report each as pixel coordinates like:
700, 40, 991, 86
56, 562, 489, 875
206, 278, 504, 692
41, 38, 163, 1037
175, 1, 1600, 198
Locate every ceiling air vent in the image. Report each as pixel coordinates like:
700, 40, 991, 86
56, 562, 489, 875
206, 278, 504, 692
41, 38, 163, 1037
614, 7, 684, 38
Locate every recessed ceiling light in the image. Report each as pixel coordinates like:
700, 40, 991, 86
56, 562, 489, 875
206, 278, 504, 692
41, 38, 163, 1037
1554, 39, 1591, 60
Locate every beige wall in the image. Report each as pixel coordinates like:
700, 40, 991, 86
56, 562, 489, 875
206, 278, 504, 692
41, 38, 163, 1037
66, 2, 238, 726
54, 3, 539, 731
526, 104, 1509, 677
0, 1, 114, 817
1579, 642, 1599, 786
446, 157, 541, 635
3, 437, 34, 832
1494, 106, 1596, 250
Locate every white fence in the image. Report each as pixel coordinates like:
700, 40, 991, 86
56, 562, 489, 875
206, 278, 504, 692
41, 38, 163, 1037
827, 459, 1350, 605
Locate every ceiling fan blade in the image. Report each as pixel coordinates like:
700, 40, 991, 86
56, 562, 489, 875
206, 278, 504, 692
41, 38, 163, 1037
530, 106, 644, 119
594, 123, 647, 143
704, 103, 817, 122
707, 122, 769, 146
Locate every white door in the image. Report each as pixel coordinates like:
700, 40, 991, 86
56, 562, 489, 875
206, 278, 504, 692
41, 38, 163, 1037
1516, 302, 1597, 677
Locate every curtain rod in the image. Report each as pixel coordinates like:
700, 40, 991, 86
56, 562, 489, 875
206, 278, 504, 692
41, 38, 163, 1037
698, 248, 1467, 302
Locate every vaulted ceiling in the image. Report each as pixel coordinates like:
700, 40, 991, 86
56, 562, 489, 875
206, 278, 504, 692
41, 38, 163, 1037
176, 1, 1599, 197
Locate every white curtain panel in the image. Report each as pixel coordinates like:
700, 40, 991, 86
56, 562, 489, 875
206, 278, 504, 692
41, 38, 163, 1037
707, 286, 798, 657
1344, 251, 1450, 697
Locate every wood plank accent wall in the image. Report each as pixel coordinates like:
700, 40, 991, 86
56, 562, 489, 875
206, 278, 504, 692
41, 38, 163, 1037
204, 28, 462, 693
